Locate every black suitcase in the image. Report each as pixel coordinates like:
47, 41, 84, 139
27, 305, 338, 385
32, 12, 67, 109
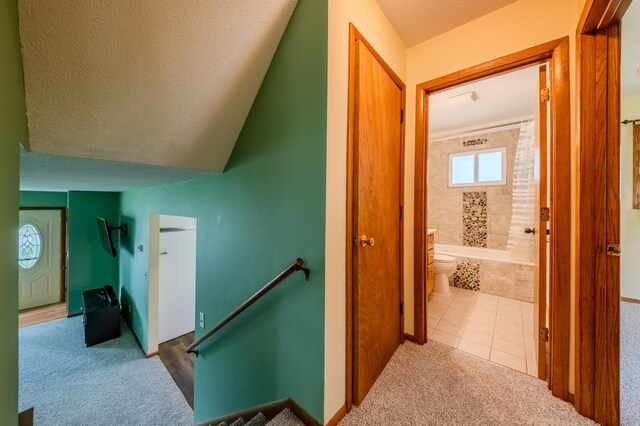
82, 285, 120, 347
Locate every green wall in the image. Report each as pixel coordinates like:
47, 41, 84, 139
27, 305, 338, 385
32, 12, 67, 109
0, 0, 27, 423
119, 0, 327, 422
67, 192, 120, 314
19, 191, 67, 208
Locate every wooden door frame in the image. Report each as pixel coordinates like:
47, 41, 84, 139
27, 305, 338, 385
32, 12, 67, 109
19, 207, 68, 305
413, 38, 572, 400
575, 1, 632, 424
345, 23, 406, 411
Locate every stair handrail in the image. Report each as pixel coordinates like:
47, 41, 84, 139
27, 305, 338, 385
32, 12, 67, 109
185, 258, 310, 356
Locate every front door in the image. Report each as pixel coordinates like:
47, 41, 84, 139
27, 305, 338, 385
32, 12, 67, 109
18, 209, 63, 311
352, 36, 403, 405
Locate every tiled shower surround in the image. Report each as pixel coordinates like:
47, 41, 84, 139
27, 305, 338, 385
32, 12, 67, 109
428, 128, 519, 249
452, 256, 534, 302
429, 128, 534, 302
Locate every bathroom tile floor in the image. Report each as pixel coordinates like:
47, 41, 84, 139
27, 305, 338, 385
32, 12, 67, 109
427, 286, 538, 376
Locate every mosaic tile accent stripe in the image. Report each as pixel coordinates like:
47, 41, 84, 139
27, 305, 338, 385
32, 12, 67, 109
462, 191, 488, 248
453, 261, 481, 291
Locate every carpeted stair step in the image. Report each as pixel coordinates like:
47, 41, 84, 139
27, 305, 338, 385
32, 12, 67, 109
245, 412, 268, 426
230, 418, 246, 426
266, 409, 305, 426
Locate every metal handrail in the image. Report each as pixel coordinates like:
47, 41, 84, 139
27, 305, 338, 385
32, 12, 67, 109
185, 258, 310, 356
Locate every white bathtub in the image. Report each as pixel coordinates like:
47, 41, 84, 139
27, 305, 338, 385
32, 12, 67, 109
435, 243, 534, 267
434, 243, 534, 302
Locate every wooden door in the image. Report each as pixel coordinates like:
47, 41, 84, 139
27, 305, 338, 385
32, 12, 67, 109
352, 39, 403, 405
534, 64, 549, 380
18, 209, 63, 310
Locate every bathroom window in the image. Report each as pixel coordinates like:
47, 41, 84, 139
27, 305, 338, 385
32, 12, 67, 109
449, 147, 506, 186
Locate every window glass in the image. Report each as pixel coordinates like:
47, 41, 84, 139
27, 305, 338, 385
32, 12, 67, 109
478, 150, 504, 182
450, 154, 475, 185
18, 224, 42, 270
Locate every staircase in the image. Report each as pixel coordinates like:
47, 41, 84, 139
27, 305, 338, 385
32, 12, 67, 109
214, 408, 306, 426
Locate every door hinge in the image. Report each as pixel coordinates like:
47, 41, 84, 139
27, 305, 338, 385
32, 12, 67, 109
541, 87, 550, 102
606, 243, 621, 257
400, 301, 403, 316
400, 108, 404, 123
539, 327, 549, 342
540, 207, 550, 222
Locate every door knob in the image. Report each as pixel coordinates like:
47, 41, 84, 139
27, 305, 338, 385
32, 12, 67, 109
359, 235, 375, 247
524, 228, 536, 235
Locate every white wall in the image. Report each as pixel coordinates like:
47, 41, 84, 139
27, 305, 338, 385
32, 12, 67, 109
325, 0, 406, 421
621, 92, 640, 300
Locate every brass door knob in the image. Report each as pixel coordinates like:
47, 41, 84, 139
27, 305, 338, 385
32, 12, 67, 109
359, 235, 375, 247
524, 227, 536, 235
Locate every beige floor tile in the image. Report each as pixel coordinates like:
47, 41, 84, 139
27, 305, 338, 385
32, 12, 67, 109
493, 327, 524, 345
492, 336, 526, 358
440, 313, 468, 327
435, 320, 466, 337
472, 310, 497, 321
490, 349, 527, 373
494, 319, 524, 334
461, 329, 493, 347
465, 321, 495, 335
458, 339, 491, 360
527, 359, 538, 376
429, 329, 460, 348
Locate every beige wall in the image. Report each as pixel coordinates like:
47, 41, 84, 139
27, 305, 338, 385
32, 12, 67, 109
428, 129, 519, 248
325, 0, 585, 416
621, 92, 640, 300
325, 0, 406, 421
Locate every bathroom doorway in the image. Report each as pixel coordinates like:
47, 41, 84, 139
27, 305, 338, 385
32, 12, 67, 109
413, 39, 571, 400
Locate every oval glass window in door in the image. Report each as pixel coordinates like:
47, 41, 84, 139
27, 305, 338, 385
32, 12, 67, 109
18, 223, 43, 270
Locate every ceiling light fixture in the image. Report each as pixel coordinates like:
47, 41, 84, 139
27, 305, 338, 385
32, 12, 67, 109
446, 91, 478, 105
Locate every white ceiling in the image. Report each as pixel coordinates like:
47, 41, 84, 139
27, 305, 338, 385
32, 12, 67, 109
429, 65, 539, 137
18, 0, 297, 173
622, 0, 640, 96
374, 0, 518, 47
20, 148, 211, 192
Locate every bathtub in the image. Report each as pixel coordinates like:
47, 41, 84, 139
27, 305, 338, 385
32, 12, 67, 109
434, 243, 534, 302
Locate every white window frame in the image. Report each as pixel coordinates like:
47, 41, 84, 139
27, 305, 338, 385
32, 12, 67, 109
448, 147, 507, 187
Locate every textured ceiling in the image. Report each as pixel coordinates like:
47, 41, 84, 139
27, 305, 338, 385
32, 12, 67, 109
429, 65, 539, 137
18, 0, 297, 172
374, 0, 518, 47
20, 148, 211, 192
622, 0, 640, 96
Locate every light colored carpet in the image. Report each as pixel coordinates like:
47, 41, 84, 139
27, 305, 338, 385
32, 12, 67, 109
19, 316, 193, 426
268, 408, 306, 425
621, 301, 640, 425
339, 341, 595, 426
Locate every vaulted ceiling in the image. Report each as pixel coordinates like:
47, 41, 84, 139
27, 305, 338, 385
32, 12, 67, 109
374, 0, 518, 47
18, 0, 298, 174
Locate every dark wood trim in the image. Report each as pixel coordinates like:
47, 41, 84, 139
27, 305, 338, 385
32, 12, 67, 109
413, 38, 572, 401
326, 404, 347, 426
578, 0, 632, 33
621, 297, 640, 304
575, 1, 629, 424
403, 333, 419, 344
345, 23, 406, 411
18, 407, 34, 426
19, 207, 68, 306
195, 398, 321, 426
